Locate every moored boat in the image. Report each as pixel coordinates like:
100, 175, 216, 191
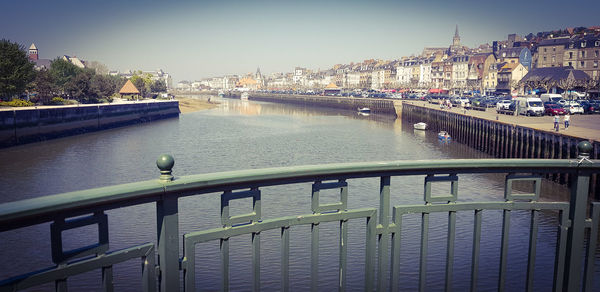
357, 107, 371, 113
413, 122, 427, 130
241, 92, 249, 100
438, 131, 451, 141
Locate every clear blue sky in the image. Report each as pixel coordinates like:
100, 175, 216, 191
1, 0, 599, 83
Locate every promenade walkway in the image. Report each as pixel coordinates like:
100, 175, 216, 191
405, 100, 600, 142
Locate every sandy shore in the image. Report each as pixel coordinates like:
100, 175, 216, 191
176, 96, 219, 113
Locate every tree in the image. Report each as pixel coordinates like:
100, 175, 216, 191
33, 69, 56, 104
130, 73, 152, 97
65, 69, 98, 103
0, 39, 36, 99
49, 58, 81, 94
150, 79, 167, 93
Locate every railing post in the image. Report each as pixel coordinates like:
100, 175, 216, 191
156, 155, 180, 291
563, 141, 592, 291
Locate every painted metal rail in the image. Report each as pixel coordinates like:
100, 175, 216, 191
1, 142, 599, 291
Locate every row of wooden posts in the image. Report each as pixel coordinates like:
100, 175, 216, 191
402, 103, 600, 199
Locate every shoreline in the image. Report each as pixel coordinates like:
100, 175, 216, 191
176, 96, 219, 113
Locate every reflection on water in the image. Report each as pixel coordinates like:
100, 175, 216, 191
0, 96, 597, 291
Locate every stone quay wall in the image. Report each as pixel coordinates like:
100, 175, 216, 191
0, 101, 180, 148
223, 92, 400, 116
402, 102, 600, 198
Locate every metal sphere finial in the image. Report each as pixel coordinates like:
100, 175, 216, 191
577, 141, 592, 158
156, 154, 174, 181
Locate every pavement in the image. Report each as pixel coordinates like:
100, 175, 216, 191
405, 100, 600, 142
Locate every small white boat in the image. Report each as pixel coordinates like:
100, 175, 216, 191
241, 92, 249, 100
438, 131, 451, 141
413, 122, 427, 130
218, 90, 225, 97
358, 107, 371, 113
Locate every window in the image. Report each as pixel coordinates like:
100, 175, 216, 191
553, 47, 556, 52
581, 51, 586, 58
596, 41, 600, 47
544, 48, 547, 52
543, 56, 547, 61
594, 61, 598, 68
569, 52, 573, 59
581, 41, 586, 48
581, 61, 585, 68
568, 62, 572, 67
596, 50, 599, 57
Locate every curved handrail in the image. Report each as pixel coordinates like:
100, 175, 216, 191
0, 158, 596, 231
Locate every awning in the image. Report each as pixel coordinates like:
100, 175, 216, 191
428, 88, 447, 94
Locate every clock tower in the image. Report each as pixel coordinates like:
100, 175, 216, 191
28, 43, 38, 61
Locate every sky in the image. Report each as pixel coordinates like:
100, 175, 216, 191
2, 0, 599, 83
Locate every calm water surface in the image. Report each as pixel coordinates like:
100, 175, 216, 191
0, 97, 598, 291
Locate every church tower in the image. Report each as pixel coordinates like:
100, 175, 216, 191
28, 43, 38, 61
452, 25, 460, 48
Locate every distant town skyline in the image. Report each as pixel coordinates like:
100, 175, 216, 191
2, 0, 600, 83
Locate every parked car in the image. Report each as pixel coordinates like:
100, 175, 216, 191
544, 103, 567, 115
496, 99, 512, 111
563, 102, 584, 114
577, 100, 600, 114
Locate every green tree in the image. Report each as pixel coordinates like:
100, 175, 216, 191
130, 73, 152, 98
150, 79, 167, 93
50, 58, 81, 94
0, 39, 36, 99
65, 69, 98, 103
33, 69, 56, 104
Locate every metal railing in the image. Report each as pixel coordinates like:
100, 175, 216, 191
1, 142, 599, 291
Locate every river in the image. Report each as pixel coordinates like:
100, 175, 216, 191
0, 96, 597, 291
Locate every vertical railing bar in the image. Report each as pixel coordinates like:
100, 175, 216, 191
390, 210, 402, 292
445, 211, 456, 292
339, 219, 348, 291
143, 246, 157, 292
526, 210, 539, 292
156, 195, 180, 292
378, 176, 391, 292
183, 241, 195, 292
471, 209, 482, 292
102, 266, 114, 292
365, 213, 377, 291
252, 232, 261, 292
498, 210, 511, 292
553, 209, 569, 292
56, 279, 67, 292
583, 203, 600, 292
419, 212, 430, 292
221, 238, 229, 292
281, 227, 290, 292
311, 222, 319, 292
564, 166, 591, 291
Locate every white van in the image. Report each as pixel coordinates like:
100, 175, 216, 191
514, 97, 544, 116
540, 93, 563, 103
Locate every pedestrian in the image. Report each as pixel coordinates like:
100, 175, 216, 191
553, 114, 560, 131
564, 113, 570, 130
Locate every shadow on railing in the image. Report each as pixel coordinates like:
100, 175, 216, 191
1, 142, 599, 291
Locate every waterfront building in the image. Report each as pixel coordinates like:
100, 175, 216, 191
443, 60, 453, 90
520, 66, 590, 94
483, 62, 499, 94
346, 71, 361, 89
496, 62, 528, 95
27, 43, 51, 70
451, 55, 469, 94
535, 37, 571, 68
176, 80, 191, 91
419, 57, 433, 87
468, 53, 497, 94
567, 34, 600, 79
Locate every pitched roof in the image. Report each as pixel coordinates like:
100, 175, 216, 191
29, 43, 37, 50
325, 82, 339, 89
119, 80, 140, 94
520, 67, 590, 83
